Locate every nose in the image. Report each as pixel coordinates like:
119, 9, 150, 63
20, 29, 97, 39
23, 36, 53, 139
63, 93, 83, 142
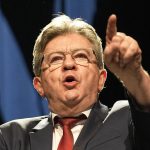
62, 54, 76, 70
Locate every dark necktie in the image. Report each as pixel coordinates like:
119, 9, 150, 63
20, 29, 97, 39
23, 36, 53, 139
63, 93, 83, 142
55, 114, 86, 150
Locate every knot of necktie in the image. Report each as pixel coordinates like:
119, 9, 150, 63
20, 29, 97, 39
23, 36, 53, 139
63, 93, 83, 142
54, 114, 87, 150
55, 114, 86, 128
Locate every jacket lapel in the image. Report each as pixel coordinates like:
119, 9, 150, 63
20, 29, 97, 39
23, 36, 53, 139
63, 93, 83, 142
74, 101, 109, 150
29, 117, 53, 150
28, 101, 122, 150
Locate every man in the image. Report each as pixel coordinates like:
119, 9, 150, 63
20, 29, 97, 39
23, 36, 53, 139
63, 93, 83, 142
0, 14, 150, 150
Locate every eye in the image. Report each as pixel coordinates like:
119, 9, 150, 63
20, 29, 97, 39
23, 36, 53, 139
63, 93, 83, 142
73, 51, 89, 62
48, 53, 64, 65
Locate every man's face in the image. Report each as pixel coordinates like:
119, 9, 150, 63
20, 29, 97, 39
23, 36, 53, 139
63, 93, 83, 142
33, 33, 106, 117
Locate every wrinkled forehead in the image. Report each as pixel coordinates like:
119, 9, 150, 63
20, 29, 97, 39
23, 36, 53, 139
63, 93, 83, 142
42, 33, 95, 54
43, 47, 95, 55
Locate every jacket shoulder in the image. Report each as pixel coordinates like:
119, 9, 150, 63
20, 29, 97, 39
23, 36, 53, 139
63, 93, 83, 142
0, 115, 49, 131
104, 100, 130, 123
0, 116, 50, 150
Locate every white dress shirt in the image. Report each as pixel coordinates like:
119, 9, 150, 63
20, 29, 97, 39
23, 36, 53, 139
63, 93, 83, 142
51, 109, 91, 150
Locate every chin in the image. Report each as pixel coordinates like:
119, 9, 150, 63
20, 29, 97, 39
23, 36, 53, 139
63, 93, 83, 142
64, 99, 80, 107
61, 108, 81, 117
64, 90, 80, 101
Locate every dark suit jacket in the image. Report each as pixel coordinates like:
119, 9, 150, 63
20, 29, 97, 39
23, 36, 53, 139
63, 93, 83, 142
0, 100, 150, 150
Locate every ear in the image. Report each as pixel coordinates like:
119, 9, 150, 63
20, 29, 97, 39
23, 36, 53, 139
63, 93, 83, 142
33, 77, 45, 97
98, 69, 107, 92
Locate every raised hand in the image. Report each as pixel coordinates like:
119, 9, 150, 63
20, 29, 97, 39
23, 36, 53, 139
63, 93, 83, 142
104, 14, 150, 108
104, 14, 142, 80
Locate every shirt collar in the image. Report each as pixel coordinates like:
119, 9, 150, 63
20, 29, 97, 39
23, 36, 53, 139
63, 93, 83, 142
50, 109, 91, 126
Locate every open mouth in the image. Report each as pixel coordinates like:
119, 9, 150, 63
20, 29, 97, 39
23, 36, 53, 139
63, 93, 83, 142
63, 75, 78, 88
65, 76, 76, 82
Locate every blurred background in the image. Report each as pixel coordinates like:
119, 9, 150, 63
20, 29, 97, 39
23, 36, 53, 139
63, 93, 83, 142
0, 0, 149, 124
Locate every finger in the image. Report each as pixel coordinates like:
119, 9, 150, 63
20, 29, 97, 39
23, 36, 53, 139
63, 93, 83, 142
104, 32, 127, 65
104, 34, 123, 64
104, 44, 118, 64
122, 42, 141, 65
106, 14, 117, 44
116, 35, 131, 61
110, 33, 128, 65
107, 34, 125, 62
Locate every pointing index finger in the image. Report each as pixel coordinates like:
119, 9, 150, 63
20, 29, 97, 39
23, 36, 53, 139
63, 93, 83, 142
106, 14, 117, 44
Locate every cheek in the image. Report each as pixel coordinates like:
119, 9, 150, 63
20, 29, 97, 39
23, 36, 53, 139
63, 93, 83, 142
80, 68, 99, 91
42, 72, 61, 95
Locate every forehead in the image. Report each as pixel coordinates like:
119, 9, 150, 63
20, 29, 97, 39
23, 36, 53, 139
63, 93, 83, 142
44, 33, 93, 54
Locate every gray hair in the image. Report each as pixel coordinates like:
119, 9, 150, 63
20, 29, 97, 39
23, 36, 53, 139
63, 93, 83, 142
33, 14, 104, 76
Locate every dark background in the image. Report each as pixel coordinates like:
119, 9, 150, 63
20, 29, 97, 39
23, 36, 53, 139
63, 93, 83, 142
1, 0, 149, 124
